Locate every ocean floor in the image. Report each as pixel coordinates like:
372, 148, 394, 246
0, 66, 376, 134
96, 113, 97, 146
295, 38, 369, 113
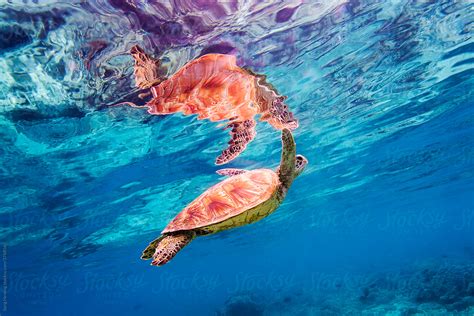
218, 258, 474, 315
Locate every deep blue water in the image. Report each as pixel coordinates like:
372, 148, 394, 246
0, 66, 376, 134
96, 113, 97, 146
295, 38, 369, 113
1, 1, 473, 315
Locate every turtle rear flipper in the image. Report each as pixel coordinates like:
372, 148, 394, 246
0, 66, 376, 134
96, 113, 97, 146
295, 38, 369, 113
215, 119, 256, 165
147, 232, 196, 266
141, 236, 165, 260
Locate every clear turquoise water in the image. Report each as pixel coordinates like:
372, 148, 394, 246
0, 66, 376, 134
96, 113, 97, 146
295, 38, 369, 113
1, 1, 473, 315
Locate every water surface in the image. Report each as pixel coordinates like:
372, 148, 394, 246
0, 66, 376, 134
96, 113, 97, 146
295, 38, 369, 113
1, 1, 473, 315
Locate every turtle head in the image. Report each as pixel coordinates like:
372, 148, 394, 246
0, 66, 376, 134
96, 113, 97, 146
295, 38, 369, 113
266, 97, 299, 130
294, 155, 308, 178
254, 78, 298, 130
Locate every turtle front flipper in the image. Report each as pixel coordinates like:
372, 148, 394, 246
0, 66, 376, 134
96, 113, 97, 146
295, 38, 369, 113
216, 168, 247, 177
130, 45, 166, 89
145, 232, 195, 266
278, 129, 296, 188
215, 119, 256, 165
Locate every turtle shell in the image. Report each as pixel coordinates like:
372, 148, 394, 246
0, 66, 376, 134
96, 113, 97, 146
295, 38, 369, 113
147, 54, 259, 122
162, 169, 279, 234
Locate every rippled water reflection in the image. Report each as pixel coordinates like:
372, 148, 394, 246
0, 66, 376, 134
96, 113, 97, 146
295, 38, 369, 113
1, 0, 473, 315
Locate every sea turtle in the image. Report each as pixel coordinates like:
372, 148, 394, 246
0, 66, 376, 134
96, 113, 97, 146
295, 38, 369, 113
141, 129, 307, 266
121, 45, 298, 165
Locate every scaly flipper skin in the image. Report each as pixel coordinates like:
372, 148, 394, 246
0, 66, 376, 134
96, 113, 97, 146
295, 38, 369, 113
278, 129, 297, 188
130, 45, 166, 89
215, 119, 257, 165
147, 231, 195, 266
141, 236, 164, 260
216, 168, 247, 177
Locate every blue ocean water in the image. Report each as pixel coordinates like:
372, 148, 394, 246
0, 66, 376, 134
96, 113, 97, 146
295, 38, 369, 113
1, 0, 473, 315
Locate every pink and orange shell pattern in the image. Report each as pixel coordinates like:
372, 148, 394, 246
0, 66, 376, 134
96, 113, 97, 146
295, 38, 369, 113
123, 45, 298, 164
162, 169, 279, 234
148, 53, 260, 122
